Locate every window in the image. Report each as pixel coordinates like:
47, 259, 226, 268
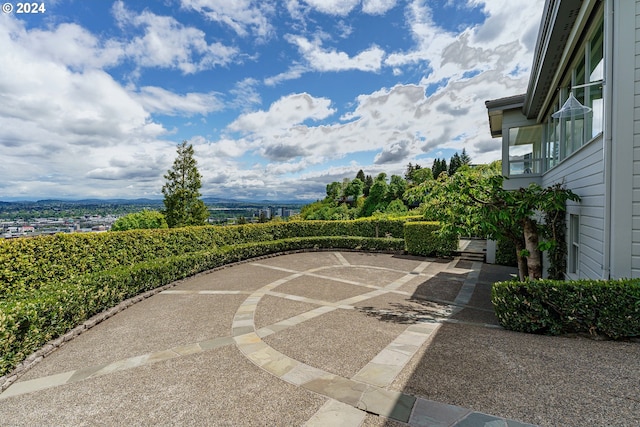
569, 214, 580, 275
543, 15, 604, 169
508, 125, 543, 175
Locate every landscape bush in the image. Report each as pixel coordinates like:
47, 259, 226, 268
404, 221, 457, 257
492, 278, 640, 339
0, 227, 409, 377
0, 219, 410, 295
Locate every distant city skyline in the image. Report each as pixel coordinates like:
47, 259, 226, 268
0, 0, 544, 201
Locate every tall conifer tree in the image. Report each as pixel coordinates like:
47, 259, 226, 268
162, 141, 209, 228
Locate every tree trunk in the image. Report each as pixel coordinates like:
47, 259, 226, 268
514, 240, 528, 281
523, 217, 542, 279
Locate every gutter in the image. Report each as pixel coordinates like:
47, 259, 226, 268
601, 0, 613, 280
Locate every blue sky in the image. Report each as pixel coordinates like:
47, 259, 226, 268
0, 0, 544, 201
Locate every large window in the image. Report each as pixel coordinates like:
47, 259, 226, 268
507, 14, 604, 177
547, 16, 604, 163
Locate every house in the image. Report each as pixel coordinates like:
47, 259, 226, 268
485, 0, 638, 279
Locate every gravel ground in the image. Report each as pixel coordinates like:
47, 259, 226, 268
391, 322, 640, 427
0, 346, 326, 426
263, 308, 407, 378
20, 293, 246, 380
316, 266, 407, 287
274, 275, 371, 303
4, 252, 637, 427
254, 294, 320, 329
177, 263, 290, 292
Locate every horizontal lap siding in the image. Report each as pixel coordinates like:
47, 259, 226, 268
543, 138, 605, 279
634, 0, 640, 277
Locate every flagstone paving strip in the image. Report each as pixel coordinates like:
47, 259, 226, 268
353, 323, 441, 388
0, 336, 235, 399
17, 293, 247, 381
303, 399, 367, 427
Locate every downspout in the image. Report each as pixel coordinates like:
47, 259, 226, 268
601, 0, 614, 280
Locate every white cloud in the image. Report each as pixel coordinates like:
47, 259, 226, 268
301, 0, 360, 16
228, 93, 335, 134
287, 35, 385, 72
299, 0, 397, 16
113, 1, 238, 74
134, 87, 224, 116
179, 0, 274, 38
362, 0, 397, 15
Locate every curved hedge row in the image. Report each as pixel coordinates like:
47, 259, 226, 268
492, 278, 640, 339
0, 218, 409, 295
0, 235, 406, 377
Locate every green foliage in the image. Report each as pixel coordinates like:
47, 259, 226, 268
385, 199, 408, 215
431, 158, 448, 178
404, 222, 457, 257
492, 278, 640, 339
111, 210, 168, 231
421, 163, 580, 280
495, 238, 518, 266
162, 141, 209, 228
0, 231, 405, 376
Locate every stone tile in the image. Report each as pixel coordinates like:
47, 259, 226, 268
146, 349, 180, 365
352, 363, 399, 387
454, 412, 507, 426
358, 387, 416, 423
233, 332, 261, 345
408, 398, 471, 427
0, 371, 75, 399
281, 363, 329, 386
304, 375, 368, 407
304, 399, 366, 427
198, 336, 233, 351
232, 325, 254, 336
92, 354, 148, 377
264, 355, 299, 377
173, 343, 202, 356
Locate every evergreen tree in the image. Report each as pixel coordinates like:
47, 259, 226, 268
363, 175, 374, 197
448, 152, 462, 176
162, 141, 209, 228
460, 148, 471, 165
355, 169, 366, 182
432, 158, 448, 178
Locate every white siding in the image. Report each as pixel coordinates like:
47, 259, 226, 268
542, 138, 605, 279
633, 0, 640, 278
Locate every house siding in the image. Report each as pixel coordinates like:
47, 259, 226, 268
542, 138, 605, 279
633, 0, 640, 278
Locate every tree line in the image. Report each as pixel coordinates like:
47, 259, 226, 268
301, 149, 471, 220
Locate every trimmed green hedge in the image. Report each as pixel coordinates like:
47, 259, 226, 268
0, 236, 404, 376
492, 278, 640, 339
1, 217, 453, 377
404, 221, 457, 257
0, 219, 408, 295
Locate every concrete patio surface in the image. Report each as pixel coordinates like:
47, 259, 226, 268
0, 250, 638, 426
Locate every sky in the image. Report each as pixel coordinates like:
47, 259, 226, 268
0, 0, 544, 201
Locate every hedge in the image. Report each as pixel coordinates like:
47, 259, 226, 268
404, 221, 457, 257
0, 236, 404, 376
0, 219, 408, 295
492, 278, 640, 339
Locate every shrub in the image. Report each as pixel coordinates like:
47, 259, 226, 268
404, 221, 456, 257
495, 238, 518, 266
1, 219, 409, 295
492, 278, 640, 339
110, 210, 168, 231
0, 235, 404, 376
